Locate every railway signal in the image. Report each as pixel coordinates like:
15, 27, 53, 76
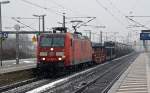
32, 35, 37, 43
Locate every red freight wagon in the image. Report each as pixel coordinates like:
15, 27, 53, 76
92, 45, 106, 64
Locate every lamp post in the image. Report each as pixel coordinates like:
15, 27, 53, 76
0, 0, 10, 66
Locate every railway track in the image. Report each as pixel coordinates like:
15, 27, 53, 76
0, 77, 37, 92
25, 52, 138, 93
81, 53, 139, 93
1, 52, 138, 93
0, 61, 94, 93
2, 79, 52, 93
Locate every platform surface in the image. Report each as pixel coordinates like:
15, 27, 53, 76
0, 58, 36, 74
109, 52, 150, 93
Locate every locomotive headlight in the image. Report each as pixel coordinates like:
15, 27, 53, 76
42, 58, 46, 61
50, 48, 54, 51
58, 57, 62, 61
40, 52, 47, 56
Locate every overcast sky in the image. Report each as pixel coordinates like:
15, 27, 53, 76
1, 0, 150, 43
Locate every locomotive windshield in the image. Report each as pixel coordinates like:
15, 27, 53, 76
52, 37, 65, 47
40, 37, 65, 47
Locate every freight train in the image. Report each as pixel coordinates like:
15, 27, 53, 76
36, 27, 133, 73
92, 41, 133, 64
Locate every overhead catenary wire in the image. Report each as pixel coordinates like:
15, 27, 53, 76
22, 0, 91, 17
14, 17, 40, 30
45, 0, 92, 17
95, 0, 142, 42
66, 16, 96, 19
77, 17, 96, 28
96, 0, 144, 30
107, 0, 126, 17
2, 16, 39, 31
46, 0, 104, 26
14, 17, 38, 19
46, 0, 66, 10
130, 0, 139, 14
12, 17, 37, 31
47, 0, 105, 28
125, 16, 150, 30
20, 0, 105, 32
106, 0, 136, 31
21, 0, 63, 16
107, 0, 150, 30
95, 0, 125, 25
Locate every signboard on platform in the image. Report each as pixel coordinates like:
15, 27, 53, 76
141, 30, 150, 33
0, 32, 8, 41
0, 32, 8, 38
140, 33, 150, 40
2, 32, 8, 38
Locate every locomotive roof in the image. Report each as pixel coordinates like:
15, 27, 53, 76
39, 33, 90, 40
40, 33, 66, 37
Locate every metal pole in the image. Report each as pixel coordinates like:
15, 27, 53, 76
89, 31, 91, 41
42, 15, 45, 32
106, 32, 108, 41
99, 31, 101, 43
63, 13, 65, 28
0, 1, 10, 66
33, 15, 41, 32
114, 35, 116, 42
0, 4, 2, 66
39, 17, 40, 32
16, 30, 19, 64
111, 48, 112, 59
0, 4, 2, 34
100, 31, 102, 43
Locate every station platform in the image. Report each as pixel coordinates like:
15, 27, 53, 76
109, 52, 150, 93
0, 58, 36, 74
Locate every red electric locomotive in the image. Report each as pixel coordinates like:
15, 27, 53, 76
37, 27, 93, 71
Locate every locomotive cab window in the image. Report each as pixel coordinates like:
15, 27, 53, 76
40, 37, 52, 47
40, 36, 65, 47
52, 37, 65, 47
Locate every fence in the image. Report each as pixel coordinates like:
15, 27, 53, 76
0, 31, 51, 66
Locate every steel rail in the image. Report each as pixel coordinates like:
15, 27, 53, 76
0, 78, 38, 92
74, 53, 138, 93
101, 54, 139, 93
28, 52, 135, 93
